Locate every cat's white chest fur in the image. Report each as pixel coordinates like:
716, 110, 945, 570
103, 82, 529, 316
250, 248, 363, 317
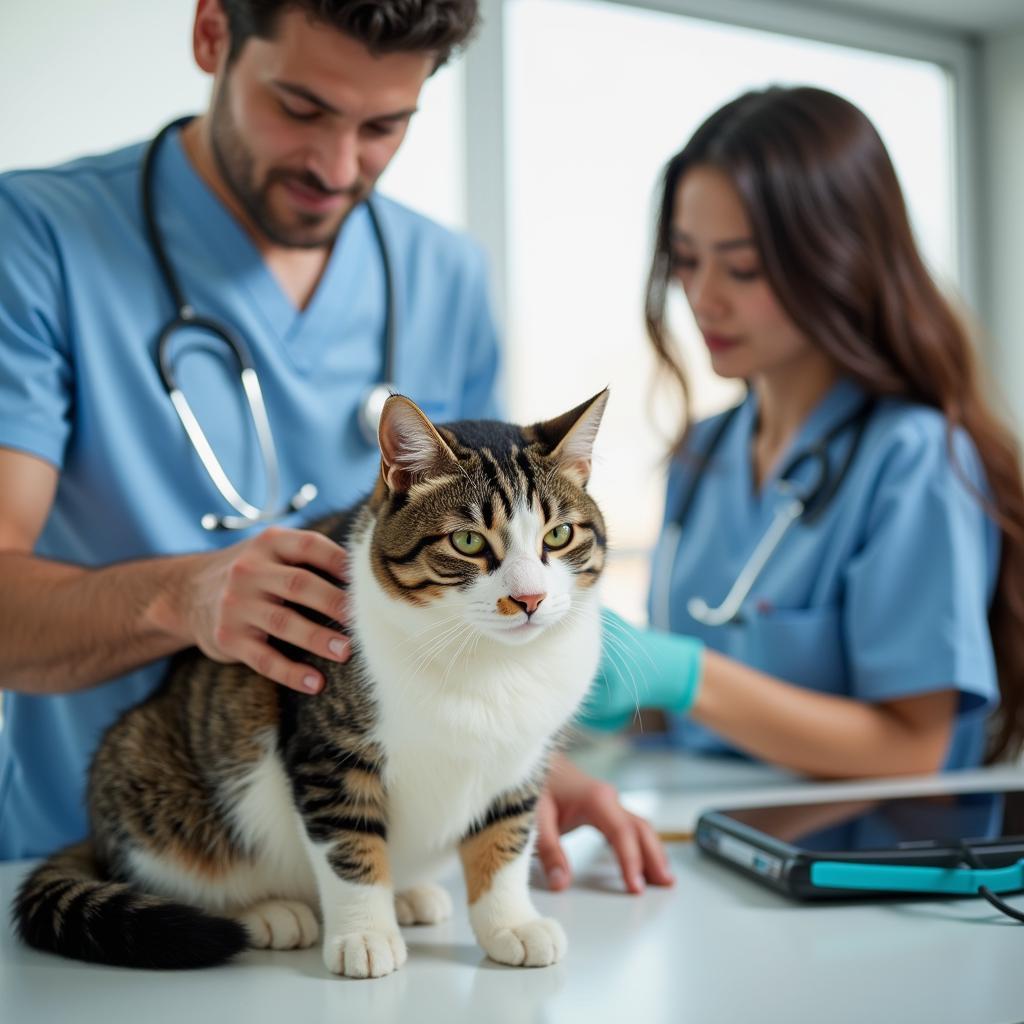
349, 526, 601, 887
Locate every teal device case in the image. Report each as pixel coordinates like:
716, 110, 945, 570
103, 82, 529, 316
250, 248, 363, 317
695, 788, 1024, 901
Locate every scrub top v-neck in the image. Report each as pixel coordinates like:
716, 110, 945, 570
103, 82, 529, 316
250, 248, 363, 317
650, 378, 1001, 770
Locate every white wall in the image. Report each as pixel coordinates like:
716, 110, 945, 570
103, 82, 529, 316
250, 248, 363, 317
0, 1, 209, 171
982, 28, 1024, 435
0, 1, 466, 227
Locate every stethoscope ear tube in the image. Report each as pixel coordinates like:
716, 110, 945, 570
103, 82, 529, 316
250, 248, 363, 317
652, 523, 682, 632
686, 495, 805, 626
159, 313, 318, 530
661, 397, 877, 628
145, 117, 397, 529
356, 199, 398, 445
157, 313, 257, 392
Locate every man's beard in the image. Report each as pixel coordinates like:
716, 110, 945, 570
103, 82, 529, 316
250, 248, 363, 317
208, 81, 367, 249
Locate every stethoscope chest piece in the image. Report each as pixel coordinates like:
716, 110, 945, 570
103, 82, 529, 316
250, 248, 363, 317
358, 382, 397, 446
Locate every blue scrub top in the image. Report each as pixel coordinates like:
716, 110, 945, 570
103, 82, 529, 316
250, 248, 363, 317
0, 127, 502, 859
648, 377, 1000, 769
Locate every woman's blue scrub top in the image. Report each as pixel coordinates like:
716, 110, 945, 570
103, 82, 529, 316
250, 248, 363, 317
0, 127, 502, 859
649, 378, 1000, 769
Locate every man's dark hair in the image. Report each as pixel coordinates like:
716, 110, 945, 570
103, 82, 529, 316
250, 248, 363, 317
220, 0, 479, 68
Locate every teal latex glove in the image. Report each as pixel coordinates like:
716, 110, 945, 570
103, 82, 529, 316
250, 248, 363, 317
578, 609, 704, 731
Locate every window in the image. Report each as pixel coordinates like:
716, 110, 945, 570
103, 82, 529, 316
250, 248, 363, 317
377, 62, 466, 229
504, 0, 957, 619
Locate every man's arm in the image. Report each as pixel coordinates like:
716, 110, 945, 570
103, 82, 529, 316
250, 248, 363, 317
0, 448, 353, 696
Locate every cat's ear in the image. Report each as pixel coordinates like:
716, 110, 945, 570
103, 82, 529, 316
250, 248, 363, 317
531, 389, 609, 487
378, 395, 461, 493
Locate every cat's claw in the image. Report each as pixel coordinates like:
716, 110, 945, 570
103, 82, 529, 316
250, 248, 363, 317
237, 899, 319, 949
394, 883, 453, 925
479, 917, 567, 967
323, 929, 408, 978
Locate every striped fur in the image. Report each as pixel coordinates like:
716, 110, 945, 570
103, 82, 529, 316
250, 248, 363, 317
13, 391, 609, 977
12, 842, 247, 969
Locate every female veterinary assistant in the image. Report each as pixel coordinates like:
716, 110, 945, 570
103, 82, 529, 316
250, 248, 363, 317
582, 87, 1024, 776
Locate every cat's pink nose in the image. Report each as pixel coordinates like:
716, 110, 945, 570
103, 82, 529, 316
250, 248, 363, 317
510, 593, 546, 616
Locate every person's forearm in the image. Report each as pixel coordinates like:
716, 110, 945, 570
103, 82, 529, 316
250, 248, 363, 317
0, 551, 199, 695
691, 651, 953, 778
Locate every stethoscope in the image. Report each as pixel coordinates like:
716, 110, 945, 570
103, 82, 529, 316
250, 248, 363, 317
652, 395, 877, 628
142, 116, 398, 530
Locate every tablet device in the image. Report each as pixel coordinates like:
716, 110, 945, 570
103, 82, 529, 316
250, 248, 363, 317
695, 787, 1024, 900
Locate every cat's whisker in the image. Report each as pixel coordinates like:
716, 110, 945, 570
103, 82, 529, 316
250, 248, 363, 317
394, 611, 467, 652
397, 608, 466, 639
405, 622, 467, 681
601, 622, 663, 704
558, 607, 646, 730
448, 631, 485, 699
408, 614, 466, 648
440, 626, 480, 691
596, 634, 646, 728
536, 606, 638, 729
404, 614, 485, 683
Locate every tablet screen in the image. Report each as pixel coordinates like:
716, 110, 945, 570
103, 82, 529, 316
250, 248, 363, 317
716, 789, 1024, 854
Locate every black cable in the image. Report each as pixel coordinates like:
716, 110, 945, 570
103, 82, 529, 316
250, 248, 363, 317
801, 399, 878, 525
364, 198, 396, 386
141, 116, 194, 316
957, 840, 1024, 923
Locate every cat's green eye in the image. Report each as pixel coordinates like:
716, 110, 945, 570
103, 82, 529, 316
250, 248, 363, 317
544, 524, 573, 550
451, 530, 487, 556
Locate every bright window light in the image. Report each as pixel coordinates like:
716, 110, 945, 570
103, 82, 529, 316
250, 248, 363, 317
505, 0, 956, 619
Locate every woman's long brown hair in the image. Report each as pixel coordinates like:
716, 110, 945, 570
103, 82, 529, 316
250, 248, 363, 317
645, 86, 1024, 762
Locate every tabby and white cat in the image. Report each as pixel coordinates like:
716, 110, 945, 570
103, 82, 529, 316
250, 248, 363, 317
14, 391, 609, 978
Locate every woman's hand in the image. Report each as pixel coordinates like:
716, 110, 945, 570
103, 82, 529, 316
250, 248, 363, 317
535, 752, 675, 894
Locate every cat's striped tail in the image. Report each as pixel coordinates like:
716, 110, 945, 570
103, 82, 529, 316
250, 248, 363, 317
12, 841, 249, 969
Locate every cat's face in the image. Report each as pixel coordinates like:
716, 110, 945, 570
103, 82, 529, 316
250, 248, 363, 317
368, 393, 608, 647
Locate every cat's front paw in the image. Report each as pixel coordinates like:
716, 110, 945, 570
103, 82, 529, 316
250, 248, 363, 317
394, 883, 453, 925
478, 917, 567, 968
323, 929, 408, 978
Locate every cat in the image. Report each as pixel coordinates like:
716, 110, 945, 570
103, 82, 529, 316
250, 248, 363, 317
13, 390, 609, 978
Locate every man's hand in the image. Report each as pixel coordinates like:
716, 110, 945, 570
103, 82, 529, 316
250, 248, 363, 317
157, 526, 352, 694
535, 752, 675, 894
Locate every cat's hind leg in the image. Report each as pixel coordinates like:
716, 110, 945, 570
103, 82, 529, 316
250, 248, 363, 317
235, 899, 319, 950
394, 883, 453, 926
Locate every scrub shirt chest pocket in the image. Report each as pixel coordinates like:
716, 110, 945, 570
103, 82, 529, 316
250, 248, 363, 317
725, 603, 849, 695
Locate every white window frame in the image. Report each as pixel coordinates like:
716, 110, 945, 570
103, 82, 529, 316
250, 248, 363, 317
463, 0, 982, 330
